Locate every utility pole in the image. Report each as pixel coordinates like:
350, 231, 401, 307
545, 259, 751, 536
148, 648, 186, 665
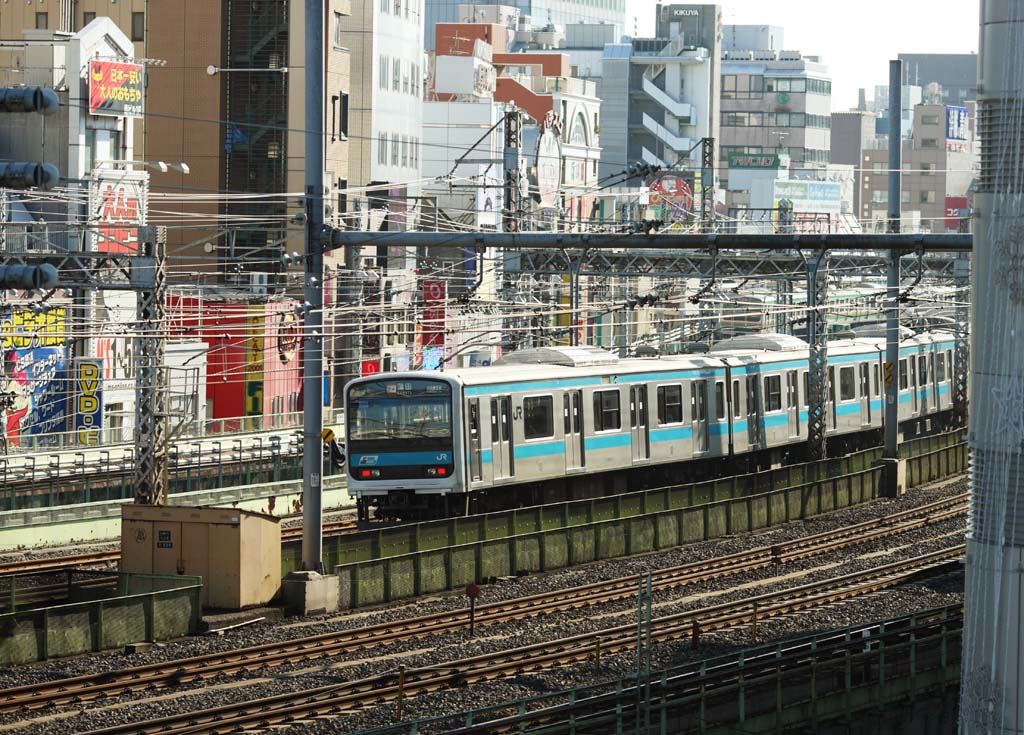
805, 253, 828, 461
502, 109, 522, 233
301, 0, 325, 573
700, 137, 715, 232
881, 59, 902, 497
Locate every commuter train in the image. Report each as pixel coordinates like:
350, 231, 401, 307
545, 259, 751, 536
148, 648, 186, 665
345, 332, 957, 523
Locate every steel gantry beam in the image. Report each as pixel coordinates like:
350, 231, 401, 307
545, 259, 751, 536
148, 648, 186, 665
0, 250, 135, 290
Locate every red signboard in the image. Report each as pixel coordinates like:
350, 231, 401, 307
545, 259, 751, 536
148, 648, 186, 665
361, 360, 381, 376
89, 171, 147, 254
945, 196, 969, 230
89, 60, 144, 118
422, 280, 446, 348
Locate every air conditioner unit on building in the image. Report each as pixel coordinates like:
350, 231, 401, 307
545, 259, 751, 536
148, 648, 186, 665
779, 51, 802, 61
250, 271, 269, 295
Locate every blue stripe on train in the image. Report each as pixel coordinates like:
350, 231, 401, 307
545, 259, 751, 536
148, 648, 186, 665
586, 433, 632, 451
514, 441, 565, 460
650, 426, 692, 443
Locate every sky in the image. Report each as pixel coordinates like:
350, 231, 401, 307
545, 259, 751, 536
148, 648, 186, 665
634, 0, 980, 111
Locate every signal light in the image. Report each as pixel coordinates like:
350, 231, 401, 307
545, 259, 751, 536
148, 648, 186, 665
0, 162, 59, 191
0, 87, 59, 115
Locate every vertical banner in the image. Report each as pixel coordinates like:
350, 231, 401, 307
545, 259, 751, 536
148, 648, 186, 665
422, 280, 447, 348
245, 305, 264, 417
74, 358, 104, 445
2, 308, 68, 447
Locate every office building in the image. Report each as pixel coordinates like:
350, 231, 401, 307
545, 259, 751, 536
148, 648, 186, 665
898, 53, 977, 106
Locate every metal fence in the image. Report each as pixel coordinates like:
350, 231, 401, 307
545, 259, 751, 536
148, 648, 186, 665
0, 570, 202, 664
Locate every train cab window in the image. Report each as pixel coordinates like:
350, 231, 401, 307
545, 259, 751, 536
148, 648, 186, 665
732, 379, 742, 418
839, 366, 856, 401
937, 353, 946, 382
899, 360, 909, 390
523, 396, 554, 440
593, 390, 621, 432
764, 375, 782, 412
657, 385, 683, 425
714, 381, 725, 420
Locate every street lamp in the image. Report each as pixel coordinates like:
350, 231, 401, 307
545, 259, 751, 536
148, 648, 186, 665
206, 65, 288, 75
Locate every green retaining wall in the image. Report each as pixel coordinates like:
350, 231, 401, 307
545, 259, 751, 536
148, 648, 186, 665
333, 436, 968, 608
0, 572, 202, 665
289, 429, 964, 576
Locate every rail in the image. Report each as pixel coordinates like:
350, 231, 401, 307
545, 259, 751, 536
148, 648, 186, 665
0, 498, 965, 711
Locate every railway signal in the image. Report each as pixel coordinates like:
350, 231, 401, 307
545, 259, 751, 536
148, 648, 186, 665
0, 87, 61, 191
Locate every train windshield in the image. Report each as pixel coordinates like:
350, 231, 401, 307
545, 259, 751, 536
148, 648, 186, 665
348, 379, 453, 447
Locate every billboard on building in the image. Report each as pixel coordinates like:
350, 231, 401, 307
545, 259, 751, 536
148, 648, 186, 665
649, 174, 694, 222
422, 280, 446, 348
945, 196, 969, 230
245, 306, 264, 418
945, 106, 970, 152
1, 308, 68, 447
73, 358, 104, 445
89, 60, 144, 118
535, 129, 563, 209
89, 170, 148, 254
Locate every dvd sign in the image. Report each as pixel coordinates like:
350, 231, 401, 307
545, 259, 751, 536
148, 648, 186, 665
74, 358, 103, 445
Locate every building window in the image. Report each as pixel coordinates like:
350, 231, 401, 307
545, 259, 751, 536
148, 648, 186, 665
401, 136, 408, 167
394, 0, 401, 15
35, 13, 48, 30
379, 56, 388, 89
131, 12, 145, 41
593, 390, 621, 431
921, 138, 938, 149
403, 70, 409, 94
339, 93, 349, 137
523, 396, 554, 440
378, 133, 387, 165
336, 178, 348, 227
871, 190, 888, 204
901, 190, 911, 203
380, 0, 388, 11
334, 12, 344, 47
921, 162, 934, 175
921, 114, 940, 125
920, 190, 936, 203
391, 134, 399, 165
83, 11, 96, 26
393, 58, 401, 91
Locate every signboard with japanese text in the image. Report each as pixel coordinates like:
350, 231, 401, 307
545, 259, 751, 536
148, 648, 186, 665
946, 106, 970, 152
89, 60, 144, 118
945, 196, 969, 230
89, 169, 148, 254
649, 174, 694, 222
73, 358, 103, 445
422, 280, 446, 348
361, 360, 381, 376
245, 306, 264, 417
1, 307, 68, 447
727, 153, 781, 169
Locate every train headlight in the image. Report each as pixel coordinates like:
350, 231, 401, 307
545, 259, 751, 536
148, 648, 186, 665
359, 469, 381, 479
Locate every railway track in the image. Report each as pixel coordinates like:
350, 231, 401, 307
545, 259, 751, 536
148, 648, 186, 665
74, 545, 965, 735
0, 518, 359, 577
0, 493, 966, 717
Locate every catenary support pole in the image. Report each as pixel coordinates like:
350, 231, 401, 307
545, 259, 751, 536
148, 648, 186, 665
134, 227, 168, 505
302, 0, 325, 573
961, 1, 1024, 730
883, 60, 902, 471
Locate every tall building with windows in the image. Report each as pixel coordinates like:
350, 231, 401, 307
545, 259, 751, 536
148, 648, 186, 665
719, 49, 833, 181
341, 0, 425, 236
898, 53, 977, 106
424, 1, 625, 51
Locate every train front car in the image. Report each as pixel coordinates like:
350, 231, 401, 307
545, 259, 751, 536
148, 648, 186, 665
345, 374, 462, 524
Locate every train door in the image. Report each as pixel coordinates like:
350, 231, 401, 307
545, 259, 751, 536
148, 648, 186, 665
468, 399, 483, 482
910, 358, 919, 415
564, 390, 585, 470
786, 370, 800, 438
746, 376, 760, 448
918, 355, 930, 414
490, 396, 514, 479
930, 353, 940, 412
629, 385, 650, 461
691, 381, 709, 453
859, 363, 871, 425
828, 366, 837, 430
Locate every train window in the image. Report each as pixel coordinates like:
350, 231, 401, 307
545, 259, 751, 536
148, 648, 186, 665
899, 359, 909, 390
802, 373, 809, 406
764, 375, 782, 412
937, 353, 946, 382
873, 363, 880, 396
839, 366, 856, 401
523, 396, 554, 440
593, 390, 621, 431
657, 385, 683, 425
714, 381, 725, 420
947, 350, 953, 380
732, 379, 741, 418
919, 356, 928, 384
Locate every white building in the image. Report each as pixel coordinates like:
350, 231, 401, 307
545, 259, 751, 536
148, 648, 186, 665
340, 0, 425, 239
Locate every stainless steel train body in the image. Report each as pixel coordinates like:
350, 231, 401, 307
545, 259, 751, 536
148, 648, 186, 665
345, 331, 956, 518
